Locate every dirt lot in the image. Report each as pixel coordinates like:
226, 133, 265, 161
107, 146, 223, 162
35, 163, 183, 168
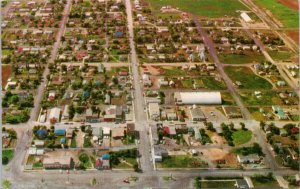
200, 148, 238, 167
210, 133, 226, 145
2, 64, 12, 87
287, 30, 299, 43
44, 150, 79, 162
278, 0, 298, 11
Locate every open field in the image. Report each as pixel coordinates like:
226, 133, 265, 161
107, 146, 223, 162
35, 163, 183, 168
219, 54, 265, 64
148, 0, 249, 18
2, 64, 12, 88
253, 0, 299, 28
268, 51, 295, 61
278, 0, 298, 11
224, 66, 273, 89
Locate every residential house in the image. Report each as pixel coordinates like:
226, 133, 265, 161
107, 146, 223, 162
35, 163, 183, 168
49, 107, 61, 124
111, 127, 125, 140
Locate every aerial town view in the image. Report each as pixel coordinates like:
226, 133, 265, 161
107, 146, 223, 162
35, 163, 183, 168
0, 0, 299, 188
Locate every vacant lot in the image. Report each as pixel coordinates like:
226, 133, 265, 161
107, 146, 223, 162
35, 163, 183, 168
224, 66, 273, 89
148, 0, 249, 18
240, 91, 282, 106
232, 130, 252, 145
219, 53, 265, 64
2, 64, 12, 88
157, 155, 208, 168
253, 0, 298, 28
268, 51, 295, 61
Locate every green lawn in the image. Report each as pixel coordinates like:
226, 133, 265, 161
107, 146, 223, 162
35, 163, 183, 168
219, 53, 266, 64
253, 0, 299, 28
201, 77, 227, 90
148, 0, 249, 18
70, 137, 77, 148
2, 149, 14, 164
112, 157, 136, 169
157, 155, 208, 168
225, 66, 273, 89
232, 130, 252, 145
251, 176, 280, 188
198, 180, 237, 188
290, 114, 299, 121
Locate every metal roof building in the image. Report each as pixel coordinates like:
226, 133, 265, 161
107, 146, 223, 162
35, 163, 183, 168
174, 92, 222, 105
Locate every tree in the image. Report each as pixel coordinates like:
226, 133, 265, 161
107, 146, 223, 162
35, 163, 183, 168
68, 104, 75, 119
2, 157, 9, 165
2, 180, 11, 189
240, 122, 246, 130
91, 178, 97, 186
133, 163, 141, 172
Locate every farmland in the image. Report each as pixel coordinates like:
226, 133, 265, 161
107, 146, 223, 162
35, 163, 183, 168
253, 0, 299, 28
147, 0, 249, 18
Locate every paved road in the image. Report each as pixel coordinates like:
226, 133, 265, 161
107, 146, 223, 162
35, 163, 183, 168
125, 0, 153, 172
29, 0, 72, 121
193, 17, 252, 120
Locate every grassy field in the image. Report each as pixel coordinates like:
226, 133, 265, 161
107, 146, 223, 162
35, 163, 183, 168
148, 0, 249, 18
240, 91, 281, 106
157, 155, 207, 168
219, 54, 265, 64
253, 0, 299, 28
268, 51, 295, 61
232, 130, 252, 145
182, 77, 226, 90
224, 66, 273, 89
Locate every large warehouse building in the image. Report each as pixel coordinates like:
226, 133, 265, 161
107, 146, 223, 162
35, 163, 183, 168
174, 92, 222, 105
